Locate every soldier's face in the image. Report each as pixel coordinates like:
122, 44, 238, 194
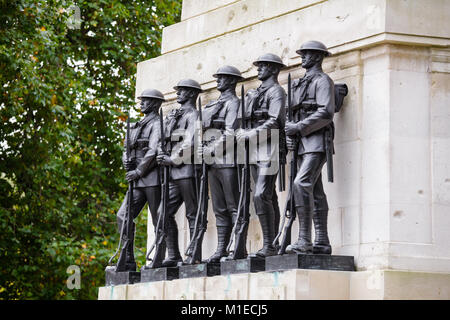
140, 98, 152, 113
216, 75, 236, 92
256, 62, 272, 81
301, 51, 322, 69
176, 87, 192, 104
140, 98, 160, 114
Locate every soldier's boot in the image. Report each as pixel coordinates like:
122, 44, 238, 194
233, 222, 249, 260
161, 226, 182, 267
206, 226, 231, 263
286, 208, 313, 254
250, 214, 277, 258
124, 222, 137, 271
221, 222, 248, 261
142, 240, 166, 270
312, 210, 332, 254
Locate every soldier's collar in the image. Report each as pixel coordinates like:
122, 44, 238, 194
218, 91, 236, 102
258, 78, 278, 91
136, 112, 157, 126
305, 65, 323, 77
179, 104, 196, 114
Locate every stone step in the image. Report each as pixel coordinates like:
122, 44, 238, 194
99, 270, 450, 300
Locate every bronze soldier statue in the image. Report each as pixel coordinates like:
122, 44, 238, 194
236, 53, 286, 258
156, 79, 202, 267
113, 88, 164, 271
285, 40, 335, 255
198, 66, 243, 263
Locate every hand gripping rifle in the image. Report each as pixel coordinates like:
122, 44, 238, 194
111, 108, 135, 271
274, 74, 299, 255
225, 85, 251, 260
184, 97, 209, 265
145, 109, 170, 268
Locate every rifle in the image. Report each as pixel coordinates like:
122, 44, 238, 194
325, 127, 333, 183
275, 74, 299, 255
114, 108, 135, 271
184, 97, 209, 264
146, 108, 170, 268
226, 85, 251, 260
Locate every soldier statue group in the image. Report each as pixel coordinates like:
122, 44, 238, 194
107, 40, 348, 273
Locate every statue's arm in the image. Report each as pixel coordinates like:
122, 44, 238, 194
170, 111, 198, 165
136, 120, 160, 177
256, 86, 286, 133
297, 77, 335, 137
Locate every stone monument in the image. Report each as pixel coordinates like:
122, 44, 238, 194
99, 0, 450, 300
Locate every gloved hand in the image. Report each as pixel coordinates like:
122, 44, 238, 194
124, 158, 137, 171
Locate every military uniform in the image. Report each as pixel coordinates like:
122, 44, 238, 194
287, 41, 335, 254
202, 88, 241, 262
242, 54, 286, 257
159, 80, 202, 266
116, 106, 162, 270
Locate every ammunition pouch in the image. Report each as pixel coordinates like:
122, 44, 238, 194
253, 108, 269, 120
133, 139, 149, 159
211, 119, 225, 130
136, 139, 149, 150
251, 108, 269, 126
292, 102, 318, 121
300, 102, 318, 113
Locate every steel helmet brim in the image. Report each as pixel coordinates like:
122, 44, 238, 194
173, 85, 203, 92
252, 60, 286, 68
296, 40, 331, 57
212, 72, 244, 80
212, 65, 244, 80
137, 89, 166, 101
296, 48, 331, 57
173, 79, 203, 92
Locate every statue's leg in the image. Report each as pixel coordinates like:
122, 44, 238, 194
144, 185, 162, 228
116, 188, 146, 270
144, 185, 164, 264
312, 173, 331, 254
161, 181, 183, 267
178, 177, 203, 263
221, 167, 244, 258
250, 164, 278, 257
206, 168, 232, 263
287, 153, 325, 254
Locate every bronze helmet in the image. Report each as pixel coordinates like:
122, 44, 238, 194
137, 88, 165, 101
296, 40, 331, 57
173, 79, 203, 92
213, 65, 244, 80
252, 53, 286, 68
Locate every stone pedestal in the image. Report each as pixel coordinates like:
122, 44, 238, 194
99, 269, 450, 300
141, 267, 179, 282
178, 262, 221, 279
105, 267, 140, 286
220, 256, 265, 275
265, 253, 355, 272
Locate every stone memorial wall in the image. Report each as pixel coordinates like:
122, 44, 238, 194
99, 0, 450, 300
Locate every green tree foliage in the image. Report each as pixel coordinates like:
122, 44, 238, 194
0, 0, 182, 299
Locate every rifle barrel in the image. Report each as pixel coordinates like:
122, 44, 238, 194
288, 73, 292, 121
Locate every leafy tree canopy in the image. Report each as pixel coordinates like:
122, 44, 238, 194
0, 0, 182, 299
